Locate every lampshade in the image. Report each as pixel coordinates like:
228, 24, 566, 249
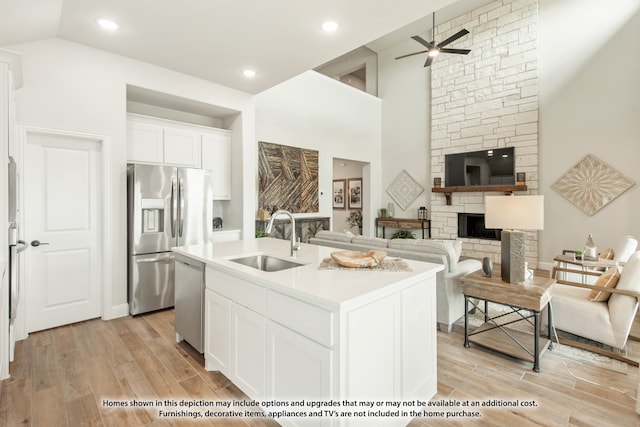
485, 195, 544, 230
484, 195, 544, 284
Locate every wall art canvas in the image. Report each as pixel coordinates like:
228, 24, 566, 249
259, 141, 319, 213
386, 170, 424, 211
348, 178, 362, 209
552, 154, 635, 216
332, 179, 346, 209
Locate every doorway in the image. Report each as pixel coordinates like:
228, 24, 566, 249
332, 158, 368, 234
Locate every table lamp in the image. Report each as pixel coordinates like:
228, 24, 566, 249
484, 195, 544, 283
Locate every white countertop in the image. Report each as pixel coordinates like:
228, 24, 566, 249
172, 238, 443, 309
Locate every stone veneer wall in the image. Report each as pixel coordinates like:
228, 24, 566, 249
429, 0, 540, 267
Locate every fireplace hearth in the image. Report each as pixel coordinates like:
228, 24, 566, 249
458, 213, 501, 241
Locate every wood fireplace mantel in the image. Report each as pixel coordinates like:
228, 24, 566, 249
432, 185, 528, 205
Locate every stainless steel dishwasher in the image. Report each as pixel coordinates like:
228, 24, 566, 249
174, 254, 205, 353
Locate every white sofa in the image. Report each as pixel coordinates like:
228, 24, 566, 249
309, 231, 482, 332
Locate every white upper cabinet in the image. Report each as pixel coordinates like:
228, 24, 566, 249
126, 115, 232, 199
201, 130, 232, 200
163, 126, 199, 167
126, 119, 164, 164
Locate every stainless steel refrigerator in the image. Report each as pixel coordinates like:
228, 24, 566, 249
127, 164, 214, 315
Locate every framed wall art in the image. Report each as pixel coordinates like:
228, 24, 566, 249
333, 179, 346, 209
348, 178, 363, 209
258, 141, 319, 213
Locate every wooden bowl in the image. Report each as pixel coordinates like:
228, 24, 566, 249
330, 250, 387, 268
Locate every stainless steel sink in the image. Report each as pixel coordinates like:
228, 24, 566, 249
229, 254, 305, 272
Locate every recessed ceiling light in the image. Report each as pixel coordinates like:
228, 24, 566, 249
322, 21, 339, 32
243, 69, 256, 78
97, 18, 119, 31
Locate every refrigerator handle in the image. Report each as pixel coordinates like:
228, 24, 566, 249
171, 178, 177, 237
179, 178, 185, 238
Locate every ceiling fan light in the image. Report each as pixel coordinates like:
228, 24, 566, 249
428, 49, 439, 57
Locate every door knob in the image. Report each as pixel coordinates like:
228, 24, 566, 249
31, 240, 50, 247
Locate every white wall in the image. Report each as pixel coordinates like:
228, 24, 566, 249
378, 39, 430, 219
538, 0, 640, 264
255, 71, 382, 236
10, 38, 255, 319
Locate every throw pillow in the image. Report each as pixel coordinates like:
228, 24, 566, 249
588, 267, 620, 302
600, 247, 614, 260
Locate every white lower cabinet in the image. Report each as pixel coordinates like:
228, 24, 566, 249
204, 289, 231, 372
232, 303, 266, 398
205, 288, 267, 398
267, 321, 333, 427
204, 265, 437, 427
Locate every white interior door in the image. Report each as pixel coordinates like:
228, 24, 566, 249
23, 130, 102, 333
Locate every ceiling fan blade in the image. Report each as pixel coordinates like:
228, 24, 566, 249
439, 48, 471, 55
437, 29, 469, 48
411, 35, 434, 48
424, 55, 434, 67
395, 50, 429, 60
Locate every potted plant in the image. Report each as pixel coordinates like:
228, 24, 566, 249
346, 210, 363, 234
391, 229, 415, 239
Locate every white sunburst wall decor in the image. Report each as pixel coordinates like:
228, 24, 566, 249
552, 154, 635, 216
386, 170, 425, 211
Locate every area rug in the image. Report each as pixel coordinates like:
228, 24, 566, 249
454, 303, 630, 374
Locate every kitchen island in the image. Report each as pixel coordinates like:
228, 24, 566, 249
173, 238, 443, 427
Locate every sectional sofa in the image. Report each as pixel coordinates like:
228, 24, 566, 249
308, 231, 482, 332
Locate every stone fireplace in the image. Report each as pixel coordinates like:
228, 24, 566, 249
428, 0, 541, 267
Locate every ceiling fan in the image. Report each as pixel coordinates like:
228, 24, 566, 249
395, 12, 471, 67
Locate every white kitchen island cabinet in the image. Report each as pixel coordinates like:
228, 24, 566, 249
173, 238, 443, 427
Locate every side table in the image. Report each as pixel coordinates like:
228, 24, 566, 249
553, 253, 617, 284
460, 269, 555, 372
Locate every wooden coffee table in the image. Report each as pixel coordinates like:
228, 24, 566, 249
460, 269, 555, 372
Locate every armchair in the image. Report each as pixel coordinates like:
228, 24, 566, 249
550, 251, 640, 367
613, 235, 639, 264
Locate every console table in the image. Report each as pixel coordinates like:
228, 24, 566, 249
375, 218, 431, 239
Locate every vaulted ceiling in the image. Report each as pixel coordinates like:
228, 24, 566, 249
0, 0, 482, 94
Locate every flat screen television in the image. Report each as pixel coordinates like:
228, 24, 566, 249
445, 147, 515, 187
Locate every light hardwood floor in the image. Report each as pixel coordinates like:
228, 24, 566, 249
1, 308, 639, 426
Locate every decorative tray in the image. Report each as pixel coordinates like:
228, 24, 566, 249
330, 250, 387, 268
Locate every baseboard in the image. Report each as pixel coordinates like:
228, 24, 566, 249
104, 303, 130, 320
